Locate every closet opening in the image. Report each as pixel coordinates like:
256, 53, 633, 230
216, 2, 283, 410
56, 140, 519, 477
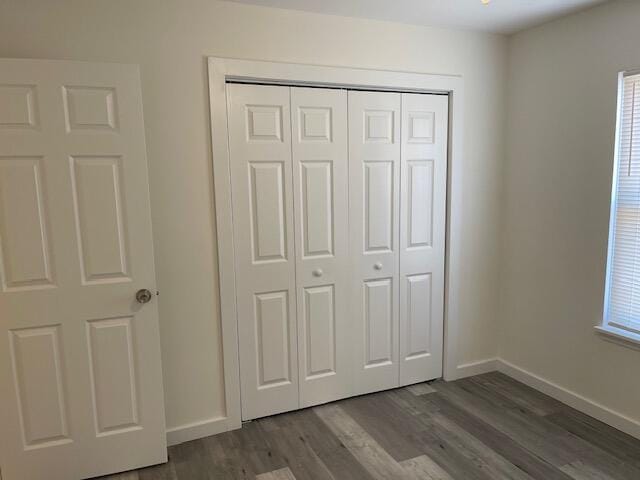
209, 57, 464, 430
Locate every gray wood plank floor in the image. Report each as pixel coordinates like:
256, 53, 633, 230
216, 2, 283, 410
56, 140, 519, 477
98, 372, 640, 480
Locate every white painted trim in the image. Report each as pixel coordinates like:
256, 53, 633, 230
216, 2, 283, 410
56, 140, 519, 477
601, 71, 625, 332
455, 358, 499, 378
450, 357, 640, 441
207, 57, 466, 431
496, 359, 640, 440
207, 58, 243, 433
166, 416, 231, 446
443, 86, 465, 382
595, 325, 640, 351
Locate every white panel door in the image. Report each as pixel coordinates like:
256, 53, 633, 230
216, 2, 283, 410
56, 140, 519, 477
348, 91, 401, 395
399, 93, 448, 385
227, 84, 299, 420
290, 87, 351, 407
0, 59, 166, 480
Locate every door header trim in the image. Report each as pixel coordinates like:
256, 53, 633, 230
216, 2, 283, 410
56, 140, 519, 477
226, 79, 449, 95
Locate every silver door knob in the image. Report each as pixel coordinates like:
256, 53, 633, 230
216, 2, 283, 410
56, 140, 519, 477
312, 268, 323, 277
374, 262, 383, 270
136, 289, 153, 304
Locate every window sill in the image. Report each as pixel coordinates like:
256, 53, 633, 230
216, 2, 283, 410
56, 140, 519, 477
594, 325, 640, 351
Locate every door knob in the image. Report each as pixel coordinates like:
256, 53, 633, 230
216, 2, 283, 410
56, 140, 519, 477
136, 289, 153, 304
312, 268, 324, 277
374, 262, 383, 270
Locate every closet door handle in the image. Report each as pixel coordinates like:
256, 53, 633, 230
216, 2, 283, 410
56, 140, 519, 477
373, 262, 383, 271
312, 268, 324, 277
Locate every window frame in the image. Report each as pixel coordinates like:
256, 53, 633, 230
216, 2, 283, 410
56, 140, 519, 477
599, 69, 640, 349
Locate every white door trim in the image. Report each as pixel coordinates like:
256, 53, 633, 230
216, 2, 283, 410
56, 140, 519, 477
207, 57, 465, 433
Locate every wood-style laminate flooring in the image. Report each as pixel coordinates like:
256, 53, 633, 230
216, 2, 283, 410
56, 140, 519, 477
100, 372, 640, 480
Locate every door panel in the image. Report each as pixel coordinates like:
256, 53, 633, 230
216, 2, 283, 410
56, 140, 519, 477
248, 161, 288, 262
348, 91, 401, 395
363, 278, 394, 368
0, 59, 166, 480
364, 161, 394, 252
405, 273, 432, 359
300, 161, 333, 257
0, 84, 39, 129
291, 87, 350, 407
407, 160, 434, 248
399, 93, 448, 385
86, 317, 139, 435
227, 84, 299, 420
303, 285, 335, 377
70, 156, 129, 283
9, 325, 70, 448
0, 157, 54, 290
254, 290, 292, 388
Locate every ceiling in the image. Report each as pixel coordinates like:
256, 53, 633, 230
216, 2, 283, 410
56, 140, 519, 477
223, 0, 609, 34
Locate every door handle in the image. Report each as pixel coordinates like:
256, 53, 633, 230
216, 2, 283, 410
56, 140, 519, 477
136, 289, 153, 304
374, 262, 383, 271
312, 268, 323, 277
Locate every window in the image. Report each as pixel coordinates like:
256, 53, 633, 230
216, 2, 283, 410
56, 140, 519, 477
602, 71, 640, 344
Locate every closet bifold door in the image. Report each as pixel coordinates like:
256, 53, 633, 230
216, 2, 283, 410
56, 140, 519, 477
348, 91, 401, 395
399, 93, 448, 385
291, 87, 351, 407
227, 84, 299, 420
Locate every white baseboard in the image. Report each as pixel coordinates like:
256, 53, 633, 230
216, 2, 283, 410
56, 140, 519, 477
166, 416, 235, 446
455, 358, 499, 378
165, 358, 640, 445
496, 359, 640, 440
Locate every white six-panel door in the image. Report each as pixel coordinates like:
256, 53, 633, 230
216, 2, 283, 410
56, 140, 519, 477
399, 93, 448, 385
227, 84, 300, 420
290, 87, 351, 407
226, 84, 448, 420
0, 59, 166, 480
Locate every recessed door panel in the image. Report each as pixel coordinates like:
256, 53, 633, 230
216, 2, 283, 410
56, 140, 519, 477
364, 110, 393, 143
301, 161, 333, 258
299, 107, 331, 142
408, 160, 434, 249
63, 86, 118, 132
87, 317, 139, 435
246, 105, 282, 142
364, 161, 394, 253
70, 156, 129, 284
303, 285, 335, 378
407, 112, 434, 144
363, 278, 393, 367
349, 91, 400, 395
399, 93, 448, 386
249, 161, 287, 263
9, 326, 70, 449
255, 291, 291, 388
0, 157, 54, 291
405, 274, 432, 360
0, 84, 39, 129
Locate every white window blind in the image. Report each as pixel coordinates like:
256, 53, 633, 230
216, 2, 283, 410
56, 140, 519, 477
605, 72, 640, 334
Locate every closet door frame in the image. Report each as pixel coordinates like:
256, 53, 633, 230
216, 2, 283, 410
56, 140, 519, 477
208, 57, 465, 437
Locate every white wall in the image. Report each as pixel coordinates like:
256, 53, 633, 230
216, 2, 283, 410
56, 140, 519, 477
502, 0, 640, 423
0, 0, 507, 433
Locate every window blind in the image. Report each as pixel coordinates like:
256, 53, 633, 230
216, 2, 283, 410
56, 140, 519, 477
606, 72, 640, 334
